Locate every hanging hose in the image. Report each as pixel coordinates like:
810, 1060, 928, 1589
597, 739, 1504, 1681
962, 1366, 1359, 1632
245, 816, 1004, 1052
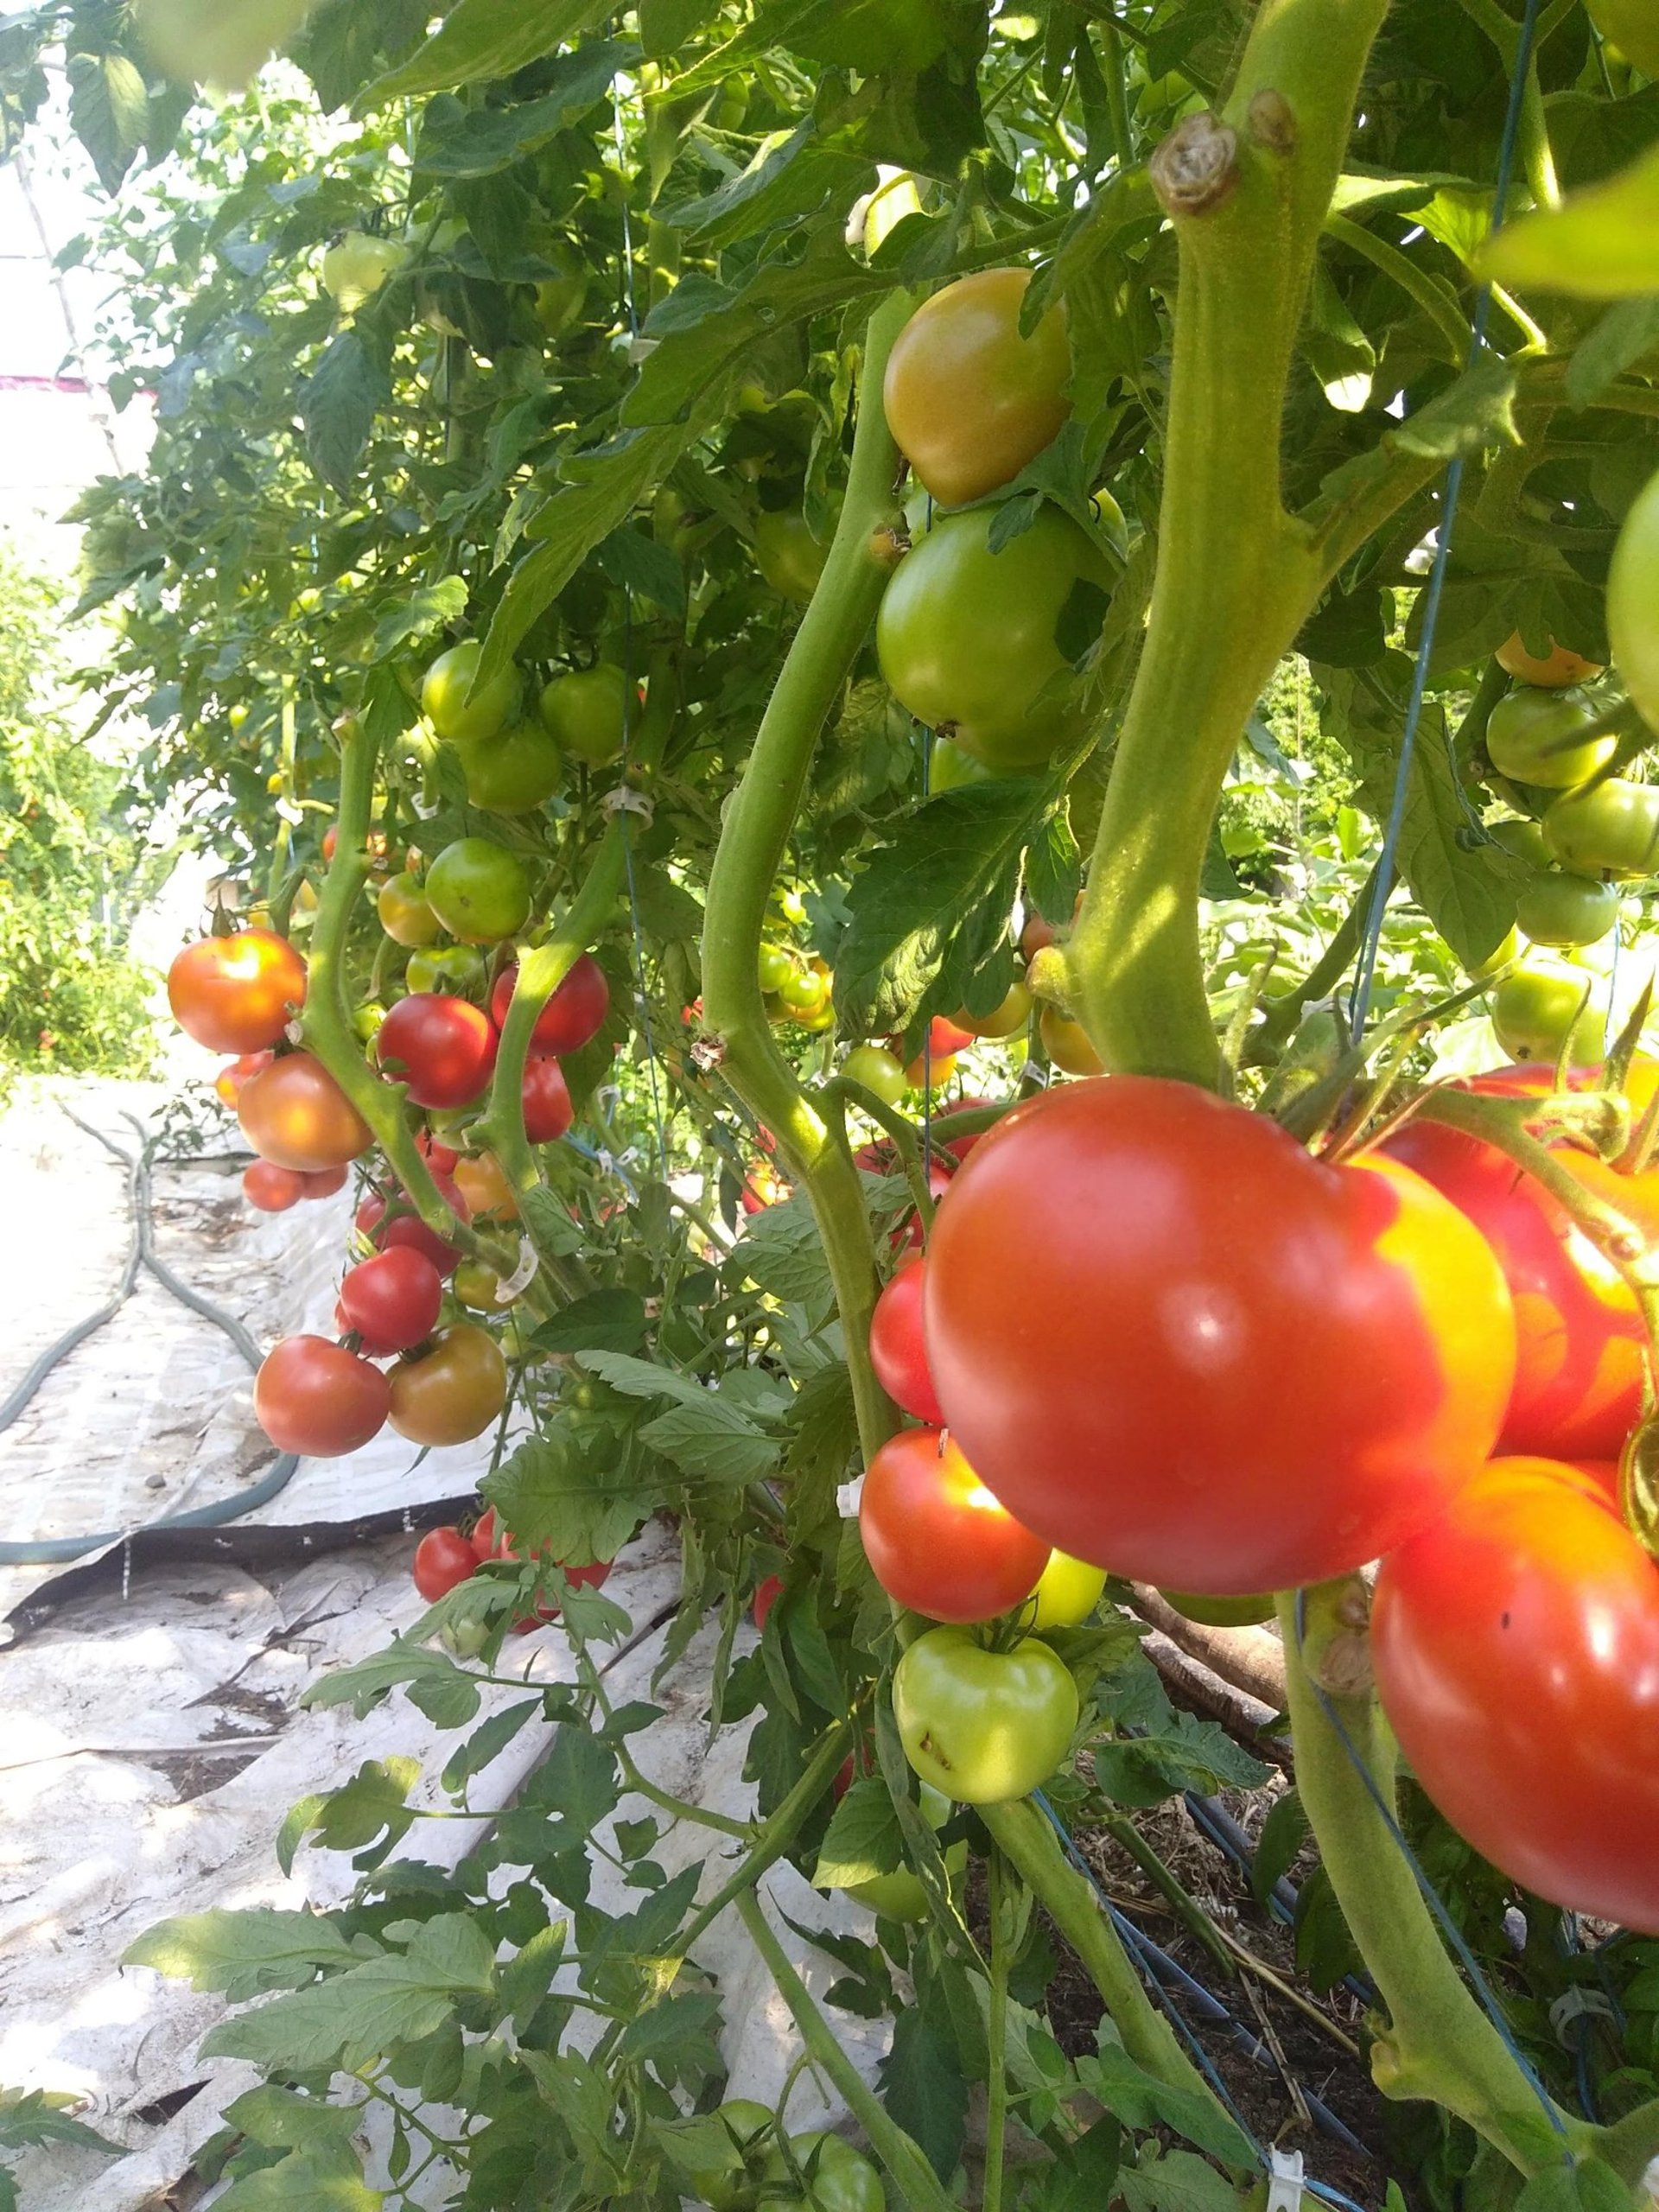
0, 1109, 299, 1568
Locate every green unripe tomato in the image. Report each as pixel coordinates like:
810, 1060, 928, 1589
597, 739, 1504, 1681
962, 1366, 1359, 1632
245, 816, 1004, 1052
757, 942, 796, 995
753, 508, 827, 603
321, 231, 404, 311
540, 664, 632, 767
352, 1000, 387, 1044
1026, 1549, 1108, 1629
461, 720, 564, 813
1544, 777, 1659, 879
893, 1626, 1078, 1804
683, 2101, 774, 2212
840, 1044, 908, 1106
1516, 871, 1620, 948
838, 1782, 964, 1921
423, 640, 523, 745
760, 2133, 886, 2212
1487, 816, 1550, 866
1609, 461, 1659, 732
777, 965, 831, 1018
1485, 685, 1615, 790
1468, 925, 1520, 982
1491, 962, 1606, 1064
454, 1260, 517, 1312
956, 979, 1032, 1040
377, 871, 442, 948
928, 734, 995, 791
878, 505, 1112, 770
406, 944, 486, 996
423, 837, 532, 944
775, 887, 809, 925
713, 71, 751, 130
1160, 1588, 1276, 1628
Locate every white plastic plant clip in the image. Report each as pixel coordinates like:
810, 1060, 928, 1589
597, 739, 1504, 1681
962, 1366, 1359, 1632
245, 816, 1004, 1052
1641, 2154, 1659, 2209
499, 1237, 539, 1300
601, 785, 654, 825
1265, 2148, 1305, 2212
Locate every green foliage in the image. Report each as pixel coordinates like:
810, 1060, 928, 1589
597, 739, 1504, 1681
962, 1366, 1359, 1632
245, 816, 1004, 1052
0, 553, 160, 1090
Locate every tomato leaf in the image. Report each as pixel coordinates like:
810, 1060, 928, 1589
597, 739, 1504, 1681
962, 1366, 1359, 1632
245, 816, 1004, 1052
531, 1287, 650, 1355
1480, 140, 1659, 300
0, 2088, 118, 2159
202, 1914, 496, 2072
487, 1427, 656, 1565
813, 1777, 905, 1886
879, 2008, 968, 2181
67, 50, 148, 193
1116, 2144, 1242, 2212
300, 330, 389, 496
1512, 2158, 1635, 2212
413, 48, 638, 179
639, 1392, 781, 1484
1249, 1787, 1309, 1912
1080, 2042, 1256, 2175
732, 1192, 835, 1311
123, 1910, 356, 2000
355, 0, 611, 105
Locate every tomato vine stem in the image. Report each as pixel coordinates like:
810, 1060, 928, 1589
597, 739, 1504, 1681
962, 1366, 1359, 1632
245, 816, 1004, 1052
701, 284, 917, 1454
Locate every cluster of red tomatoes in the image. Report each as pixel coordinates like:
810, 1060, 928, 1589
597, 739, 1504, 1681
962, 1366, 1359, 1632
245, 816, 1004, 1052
892, 1066, 1659, 1929
164, 916, 608, 1468
411, 1507, 611, 1635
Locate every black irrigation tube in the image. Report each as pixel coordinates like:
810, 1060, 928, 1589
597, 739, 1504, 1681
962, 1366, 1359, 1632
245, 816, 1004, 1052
0, 1109, 301, 1567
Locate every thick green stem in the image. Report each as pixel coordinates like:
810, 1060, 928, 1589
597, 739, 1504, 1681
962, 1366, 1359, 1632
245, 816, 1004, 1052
301, 716, 508, 1274
701, 287, 916, 1458
978, 1799, 1242, 2134
1277, 1588, 1576, 2169
673, 1721, 852, 1962
1069, 0, 1392, 1082
983, 1851, 1011, 2212
735, 1889, 962, 2212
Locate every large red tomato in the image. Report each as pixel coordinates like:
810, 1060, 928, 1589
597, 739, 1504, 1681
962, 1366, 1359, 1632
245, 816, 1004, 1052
924, 1077, 1517, 1593
1385, 1064, 1659, 1459
168, 930, 306, 1052
1372, 1455, 1659, 1930
238, 1052, 372, 1172
492, 953, 609, 1055
375, 995, 499, 1110
522, 1054, 574, 1143
339, 1246, 443, 1355
859, 1427, 1049, 1623
254, 1336, 389, 1456
868, 1259, 944, 1424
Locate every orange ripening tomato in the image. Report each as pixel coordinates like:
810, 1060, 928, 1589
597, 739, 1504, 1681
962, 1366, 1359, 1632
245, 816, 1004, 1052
168, 930, 307, 1052
215, 1050, 274, 1106
924, 1077, 1517, 1594
254, 1335, 389, 1457
860, 1426, 1050, 1623
454, 1151, 518, 1221
242, 1160, 307, 1212
1373, 1454, 1659, 1931
238, 1052, 372, 1173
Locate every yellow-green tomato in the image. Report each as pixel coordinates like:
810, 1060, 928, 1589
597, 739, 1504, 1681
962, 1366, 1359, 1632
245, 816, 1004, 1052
1487, 817, 1551, 866
454, 1260, 518, 1312
1027, 1549, 1108, 1629
377, 871, 442, 948
532, 243, 589, 337
540, 664, 632, 766
841, 1043, 908, 1106
1609, 462, 1659, 733
321, 231, 404, 311
423, 837, 532, 944
1544, 777, 1659, 878
929, 734, 995, 791
1491, 962, 1606, 1064
1485, 685, 1615, 790
1516, 871, 1620, 948
407, 944, 486, 996
461, 720, 564, 813
758, 941, 796, 995
893, 1626, 1078, 1804
423, 640, 523, 745
1468, 925, 1520, 982
955, 979, 1032, 1040
753, 508, 827, 603
760, 2133, 887, 2212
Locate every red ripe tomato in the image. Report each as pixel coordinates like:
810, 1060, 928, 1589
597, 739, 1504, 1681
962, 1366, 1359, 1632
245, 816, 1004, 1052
1385, 1064, 1659, 1459
168, 930, 307, 1052
934, 1098, 1000, 1163
254, 1335, 390, 1456
925, 1077, 1517, 1594
300, 1164, 348, 1198
339, 1246, 443, 1355
892, 1014, 974, 1063
741, 1162, 790, 1213
753, 1573, 784, 1629
243, 1160, 307, 1211
215, 1050, 274, 1106
522, 1054, 574, 1143
376, 995, 499, 1109
470, 1506, 503, 1560
359, 1182, 469, 1276
1373, 1455, 1659, 1930
508, 1555, 614, 1632
412, 1525, 478, 1602
860, 1427, 1050, 1623
417, 1133, 461, 1175
239, 1052, 372, 1173
492, 953, 610, 1055
869, 1259, 944, 1424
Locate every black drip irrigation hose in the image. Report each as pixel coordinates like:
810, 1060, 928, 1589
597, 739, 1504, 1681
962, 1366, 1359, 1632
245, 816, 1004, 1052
0, 1109, 299, 1567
